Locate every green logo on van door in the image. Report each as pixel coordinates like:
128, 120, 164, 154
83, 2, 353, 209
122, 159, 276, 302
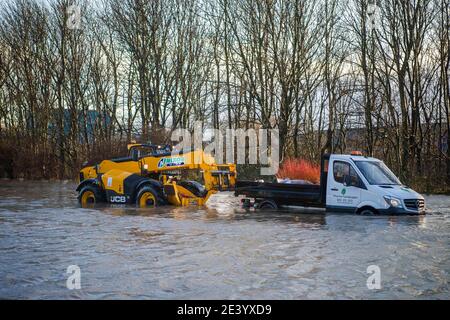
341, 188, 346, 195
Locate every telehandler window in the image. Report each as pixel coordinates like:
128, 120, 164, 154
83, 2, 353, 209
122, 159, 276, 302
129, 145, 172, 160
129, 146, 155, 159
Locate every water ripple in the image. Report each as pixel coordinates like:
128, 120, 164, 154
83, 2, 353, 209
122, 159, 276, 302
0, 180, 448, 299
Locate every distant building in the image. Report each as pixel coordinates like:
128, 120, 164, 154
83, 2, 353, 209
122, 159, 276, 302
48, 109, 111, 144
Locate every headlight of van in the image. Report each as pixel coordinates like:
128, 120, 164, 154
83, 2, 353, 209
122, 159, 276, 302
384, 196, 403, 208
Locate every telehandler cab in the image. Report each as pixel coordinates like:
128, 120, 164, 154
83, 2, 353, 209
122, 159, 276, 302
77, 143, 236, 207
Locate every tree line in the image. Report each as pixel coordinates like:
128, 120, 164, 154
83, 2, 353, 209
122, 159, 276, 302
0, 0, 448, 192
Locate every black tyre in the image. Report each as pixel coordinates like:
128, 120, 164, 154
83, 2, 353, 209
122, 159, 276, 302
78, 184, 104, 207
257, 200, 278, 210
358, 207, 377, 215
136, 185, 164, 207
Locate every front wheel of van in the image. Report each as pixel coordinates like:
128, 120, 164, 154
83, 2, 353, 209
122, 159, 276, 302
358, 207, 378, 215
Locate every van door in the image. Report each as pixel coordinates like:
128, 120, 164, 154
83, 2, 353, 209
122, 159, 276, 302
326, 160, 362, 212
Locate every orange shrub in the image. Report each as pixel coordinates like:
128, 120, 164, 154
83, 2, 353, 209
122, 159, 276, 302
276, 158, 320, 184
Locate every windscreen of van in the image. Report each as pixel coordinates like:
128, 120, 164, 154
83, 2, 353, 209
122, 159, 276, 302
354, 161, 401, 185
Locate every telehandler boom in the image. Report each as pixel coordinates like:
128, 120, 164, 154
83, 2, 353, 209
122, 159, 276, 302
77, 144, 236, 207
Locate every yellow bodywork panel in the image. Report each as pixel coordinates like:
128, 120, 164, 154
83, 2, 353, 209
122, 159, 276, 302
164, 181, 215, 206
141, 150, 236, 192
78, 145, 236, 207
101, 170, 133, 195
80, 160, 140, 182
99, 161, 140, 177
79, 166, 97, 181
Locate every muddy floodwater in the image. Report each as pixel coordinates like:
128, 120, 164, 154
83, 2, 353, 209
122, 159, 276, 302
0, 180, 448, 299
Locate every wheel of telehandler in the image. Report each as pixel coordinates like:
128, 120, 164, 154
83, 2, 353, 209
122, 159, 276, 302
78, 184, 104, 207
136, 186, 162, 208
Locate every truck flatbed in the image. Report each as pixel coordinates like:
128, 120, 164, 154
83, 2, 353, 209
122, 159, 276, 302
234, 153, 426, 215
235, 180, 324, 208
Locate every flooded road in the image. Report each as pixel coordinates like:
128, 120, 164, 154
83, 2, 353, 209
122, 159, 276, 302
0, 180, 448, 299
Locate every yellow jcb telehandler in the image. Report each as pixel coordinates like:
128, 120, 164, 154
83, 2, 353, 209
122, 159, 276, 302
76, 144, 236, 207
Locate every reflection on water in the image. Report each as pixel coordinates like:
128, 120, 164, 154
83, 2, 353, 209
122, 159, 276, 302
0, 180, 448, 299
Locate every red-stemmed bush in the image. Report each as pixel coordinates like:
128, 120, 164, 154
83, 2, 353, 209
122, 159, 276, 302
276, 158, 320, 184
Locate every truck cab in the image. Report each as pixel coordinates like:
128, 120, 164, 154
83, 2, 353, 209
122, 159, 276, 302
325, 153, 425, 215
235, 153, 426, 215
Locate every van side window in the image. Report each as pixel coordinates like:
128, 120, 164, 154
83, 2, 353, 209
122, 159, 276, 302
333, 161, 349, 184
349, 166, 360, 186
334, 161, 362, 187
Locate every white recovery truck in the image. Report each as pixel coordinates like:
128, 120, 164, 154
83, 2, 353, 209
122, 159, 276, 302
235, 152, 426, 215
